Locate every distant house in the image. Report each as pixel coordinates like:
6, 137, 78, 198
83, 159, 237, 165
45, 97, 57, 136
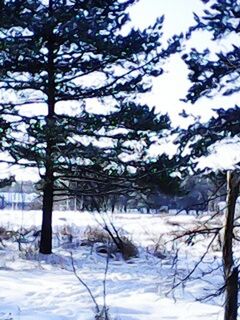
0, 192, 38, 209
0, 180, 78, 211
0, 181, 40, 210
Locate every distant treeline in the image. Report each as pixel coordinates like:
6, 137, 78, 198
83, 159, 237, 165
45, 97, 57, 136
1, 176, 225, 213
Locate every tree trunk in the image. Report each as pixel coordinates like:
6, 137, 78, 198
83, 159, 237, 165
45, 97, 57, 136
223, 170, 240, 320
39, 0, 55, 254
39, 163, 54, 254
224, 267, 238, 320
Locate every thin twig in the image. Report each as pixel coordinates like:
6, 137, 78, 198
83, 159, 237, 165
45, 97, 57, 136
70, 251, 100, 314
166, 232, 218, 294
102, 249, 110, 319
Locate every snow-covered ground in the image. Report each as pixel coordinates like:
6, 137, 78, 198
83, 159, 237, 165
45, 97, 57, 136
0, 210, 225, 320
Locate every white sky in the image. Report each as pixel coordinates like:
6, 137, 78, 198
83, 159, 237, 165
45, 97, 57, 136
129, 0, 239, 125
128, 0, 240, 171
1, 0, 240, 181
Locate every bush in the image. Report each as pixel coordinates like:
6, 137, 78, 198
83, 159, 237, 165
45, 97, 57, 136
118, 236, 138, 260
84, 226, 111, 245
103, 224, 138, 260
83, 225, 138, 260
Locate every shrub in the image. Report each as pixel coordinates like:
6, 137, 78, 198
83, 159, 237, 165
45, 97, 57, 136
103, 224, 138, 260
83, 226, 111, 245
83, 225, 138, 260
118, 236, 138, 260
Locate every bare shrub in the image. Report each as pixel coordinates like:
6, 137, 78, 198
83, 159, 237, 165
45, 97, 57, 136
118, 236, 138, 260
83, 225, 138, 260
103, 224, 138, 260
55, 225, 74, 247
146, 234, 167, 259
84, 226, 111, 245
59, 225, 73, 242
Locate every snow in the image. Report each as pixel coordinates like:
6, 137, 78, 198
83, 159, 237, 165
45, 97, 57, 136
0, 210, 224, 320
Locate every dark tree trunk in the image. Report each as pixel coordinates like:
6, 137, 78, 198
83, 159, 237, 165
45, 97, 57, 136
224, 267, 238, 320
39, 0, 55, 254
39, 164, 54, 254
223, 170, 240, 320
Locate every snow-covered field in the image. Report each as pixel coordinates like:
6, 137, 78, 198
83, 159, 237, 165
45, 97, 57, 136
0, 210, 225, 320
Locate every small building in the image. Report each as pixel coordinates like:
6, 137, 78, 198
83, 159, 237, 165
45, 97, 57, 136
0, 181, 40, 210
0, 192, 38, 209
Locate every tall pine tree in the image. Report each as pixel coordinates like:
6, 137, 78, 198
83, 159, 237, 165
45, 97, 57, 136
0, 0, 182, 254
181, 1, 240, 319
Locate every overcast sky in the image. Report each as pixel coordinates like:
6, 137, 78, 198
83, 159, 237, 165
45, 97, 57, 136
128, 0, 240, 169
129, 0, 239, 126
129, 0, 204, 36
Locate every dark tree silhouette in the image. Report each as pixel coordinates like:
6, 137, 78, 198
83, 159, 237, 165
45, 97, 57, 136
0, 0, 183, 253
181, 1, 240, 319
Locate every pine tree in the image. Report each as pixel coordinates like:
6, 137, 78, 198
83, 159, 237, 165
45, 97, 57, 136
0, 0, 182, 254
181, 1, 240, 319
0, 107, 14, 187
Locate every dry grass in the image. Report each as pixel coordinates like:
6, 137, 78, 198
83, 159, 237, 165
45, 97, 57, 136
83, 226, 138, 260
119, 236, 138, 260
84, 226, 111, 244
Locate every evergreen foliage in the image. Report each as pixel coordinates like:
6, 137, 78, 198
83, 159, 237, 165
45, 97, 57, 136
180, 0, 240, 162
0, 0, 183, 253
181, 2, 240, 319
183, 0, 240, 103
